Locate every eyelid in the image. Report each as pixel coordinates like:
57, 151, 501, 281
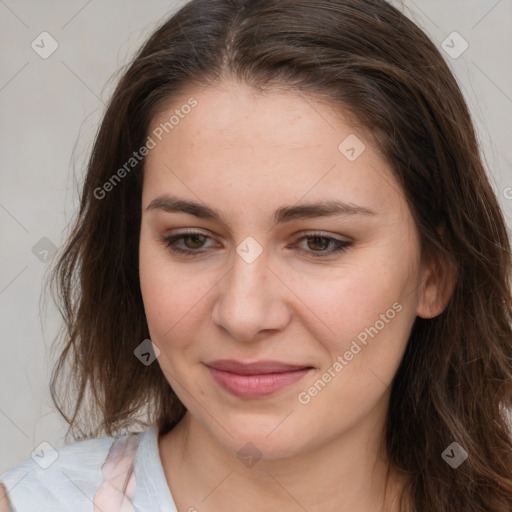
160, 229, 219, 255
161, 229, 352, 258
163, 228, 350, 242
294, 230, 350, 242
290, 231, 352, 258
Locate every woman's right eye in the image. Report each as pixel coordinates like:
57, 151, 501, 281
162, 232, 213, 256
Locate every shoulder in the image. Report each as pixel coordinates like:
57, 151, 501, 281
0, 431, 139, 512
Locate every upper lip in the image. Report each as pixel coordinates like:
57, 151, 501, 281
204, 359, 312, 375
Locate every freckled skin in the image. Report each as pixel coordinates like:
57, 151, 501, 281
138, 79, 451, 512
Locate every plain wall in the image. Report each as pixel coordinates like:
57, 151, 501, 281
1, 0, 511, 473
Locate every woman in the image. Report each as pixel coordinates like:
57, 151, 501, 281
1, 0, 511, 511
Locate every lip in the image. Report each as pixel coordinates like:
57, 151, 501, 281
204, 359, 313, 398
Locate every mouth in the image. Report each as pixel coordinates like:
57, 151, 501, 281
204, 359, 314, 398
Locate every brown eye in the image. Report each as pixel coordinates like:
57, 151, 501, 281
182, 234, 207, 249
296, 232, 352, 258
306, 236, 331, 251
162, 232, 214, 256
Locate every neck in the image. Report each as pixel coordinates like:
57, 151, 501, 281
158, 406, 409, 512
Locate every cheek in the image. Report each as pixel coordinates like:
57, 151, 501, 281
300, 257, 413, 348
293, 264, 415, 432
139, 235, 183, 338
294, 252, 420, 409
138, 223, 420, 365
139, 235, 215, 347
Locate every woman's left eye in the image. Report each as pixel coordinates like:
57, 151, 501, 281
295, 234, 352, 257
162, 231, 352, 258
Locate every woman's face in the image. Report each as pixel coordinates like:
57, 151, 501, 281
139, 79, 437, 459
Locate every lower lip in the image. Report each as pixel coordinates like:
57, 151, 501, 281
206, 366, 311, 398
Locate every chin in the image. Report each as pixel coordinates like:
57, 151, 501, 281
227, 435, 301, 462
209, 414, 311, 461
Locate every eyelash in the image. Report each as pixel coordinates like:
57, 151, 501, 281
161, 230, 352, 258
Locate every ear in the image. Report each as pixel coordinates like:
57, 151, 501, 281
416, 243, 458, 319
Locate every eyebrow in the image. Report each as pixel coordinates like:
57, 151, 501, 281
145, 195, 377, 226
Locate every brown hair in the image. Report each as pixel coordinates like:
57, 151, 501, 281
47, 0, 512, 510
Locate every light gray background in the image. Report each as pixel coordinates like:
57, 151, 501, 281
1, 0, 511, 473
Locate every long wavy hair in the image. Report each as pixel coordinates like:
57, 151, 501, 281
46, 0, 512, 510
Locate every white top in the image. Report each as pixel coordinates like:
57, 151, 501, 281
0, 424, 179, 512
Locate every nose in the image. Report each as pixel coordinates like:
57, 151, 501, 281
211, 247, 292, 342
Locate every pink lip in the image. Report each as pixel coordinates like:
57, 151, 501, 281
204, 360, 313, 398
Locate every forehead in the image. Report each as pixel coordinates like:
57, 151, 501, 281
148, 80, 359, 151
142, 80, 403, 219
